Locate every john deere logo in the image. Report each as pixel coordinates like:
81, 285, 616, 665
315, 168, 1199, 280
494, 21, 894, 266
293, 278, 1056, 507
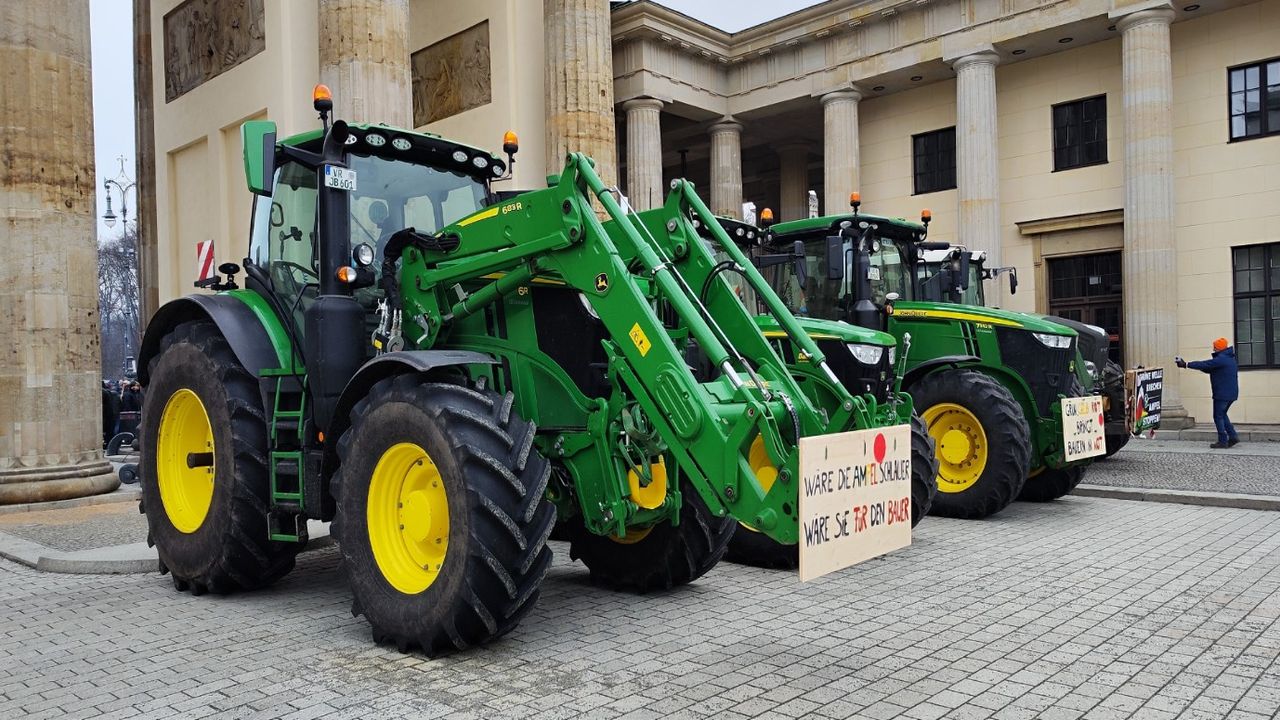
595, 273, 609, 292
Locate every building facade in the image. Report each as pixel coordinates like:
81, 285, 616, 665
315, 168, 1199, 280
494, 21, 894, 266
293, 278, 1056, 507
143, 0, 1280, 424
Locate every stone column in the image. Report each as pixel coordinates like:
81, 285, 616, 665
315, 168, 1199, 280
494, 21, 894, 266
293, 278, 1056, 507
951, 50, 1003, 303
1114, 5, 1184, 414
623, 98, 664, 211
822, 90, 861, 216
134, 0, 159, 323
0, 0, 117, 503
777, 143, 810, 221
545, 0, 618, 187
318, 0, 412, 126
709, 120, 744, 219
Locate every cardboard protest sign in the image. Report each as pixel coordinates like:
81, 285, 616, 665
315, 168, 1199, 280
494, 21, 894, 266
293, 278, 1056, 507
798, 424, 912, 582
1125, 367, 1163, 436
1061, 395, 1106, 462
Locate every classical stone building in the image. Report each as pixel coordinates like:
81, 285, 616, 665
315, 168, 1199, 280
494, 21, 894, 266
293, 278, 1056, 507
140, 0, 1280, 424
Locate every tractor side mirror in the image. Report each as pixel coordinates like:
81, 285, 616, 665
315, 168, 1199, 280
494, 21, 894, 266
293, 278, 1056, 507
1008, 268, 1019, 295
241, 120, 277, 196
824, 235, 845, 280
792, 240, 808, 287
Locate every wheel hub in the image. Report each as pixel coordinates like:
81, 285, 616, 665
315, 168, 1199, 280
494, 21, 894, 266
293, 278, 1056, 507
368, 442, 450, 595
921, 402, 988, 493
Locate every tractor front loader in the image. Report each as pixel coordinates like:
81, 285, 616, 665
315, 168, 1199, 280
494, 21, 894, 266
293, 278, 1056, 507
136, 87, 906, 655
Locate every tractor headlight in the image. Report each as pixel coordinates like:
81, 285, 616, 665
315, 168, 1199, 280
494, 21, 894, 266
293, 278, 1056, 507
1031, 332, 1072, 349
1084, 360, 1098, 379
847, 343, 885, 365
352, 243, 374, 267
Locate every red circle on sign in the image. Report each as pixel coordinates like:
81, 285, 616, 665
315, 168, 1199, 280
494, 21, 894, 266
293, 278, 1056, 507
873, 433, 886, 464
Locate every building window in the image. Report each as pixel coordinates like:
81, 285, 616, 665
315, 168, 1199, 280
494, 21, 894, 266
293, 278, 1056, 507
1232, 242, 1280, 368
1229, 58, 1280, 141
912, 127, 956, 195
1052, 95, 1107, 171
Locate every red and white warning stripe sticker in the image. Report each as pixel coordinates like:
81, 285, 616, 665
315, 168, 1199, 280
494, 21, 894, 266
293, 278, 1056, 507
196, 239, 215, 282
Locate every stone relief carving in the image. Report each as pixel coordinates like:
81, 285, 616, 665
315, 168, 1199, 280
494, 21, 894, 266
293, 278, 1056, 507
163, 0, 265, 102
412, 21, 492, 126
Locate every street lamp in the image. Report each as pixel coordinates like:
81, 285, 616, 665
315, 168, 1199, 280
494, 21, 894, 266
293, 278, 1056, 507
102, 155, 136, 231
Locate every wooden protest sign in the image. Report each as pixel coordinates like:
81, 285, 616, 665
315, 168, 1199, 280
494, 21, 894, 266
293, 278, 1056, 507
798, 424, 912, 582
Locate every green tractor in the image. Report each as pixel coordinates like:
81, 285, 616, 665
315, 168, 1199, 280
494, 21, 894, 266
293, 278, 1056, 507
692, 217, 939, 568
916, 246, 1129, 458
759, 201, 1102, 519
135, 88, 917, 654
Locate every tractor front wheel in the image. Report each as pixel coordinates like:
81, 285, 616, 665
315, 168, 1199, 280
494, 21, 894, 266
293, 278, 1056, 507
334, 376, 556, 655
567, 483, 733, 592
914, 369, 1031, 519
139, 321, 301, 595
1017, 464, 1087, 502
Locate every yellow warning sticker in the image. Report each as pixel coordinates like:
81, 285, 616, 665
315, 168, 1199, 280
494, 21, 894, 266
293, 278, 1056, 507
629, 323, 652, 357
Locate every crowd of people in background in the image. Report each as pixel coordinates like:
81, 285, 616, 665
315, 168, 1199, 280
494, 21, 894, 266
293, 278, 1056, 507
102, 379, 143, 451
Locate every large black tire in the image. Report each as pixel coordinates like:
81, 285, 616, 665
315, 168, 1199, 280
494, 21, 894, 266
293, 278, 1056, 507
140, 321, 301, 595
912, 369, 1031, 520
1018, 464, 1087, 502
910, 414, 939, 524
568, 482, 733, 591
725, 416, 940, 571
334, 376, 556, 655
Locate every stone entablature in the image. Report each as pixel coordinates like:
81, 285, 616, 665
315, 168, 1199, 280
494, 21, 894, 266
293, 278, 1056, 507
611, 0, 1254, 115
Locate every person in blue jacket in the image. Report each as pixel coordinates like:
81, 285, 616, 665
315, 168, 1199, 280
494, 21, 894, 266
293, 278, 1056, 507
1176, 337, 1240, 449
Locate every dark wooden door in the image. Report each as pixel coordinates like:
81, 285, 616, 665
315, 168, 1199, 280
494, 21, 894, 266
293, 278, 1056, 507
1047, 251, 1123, 365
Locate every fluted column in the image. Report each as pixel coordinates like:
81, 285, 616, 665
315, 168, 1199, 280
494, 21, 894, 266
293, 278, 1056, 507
0, 0, 117, 503
1115, 6, 1182, 412
709, 120, 743, 219
777, 143, 810, 221
623, 98, 664, 211
951, 50, 1003, 303
545, 0, 618, 187
822, 90, 861, 215
318, 0, 411, 126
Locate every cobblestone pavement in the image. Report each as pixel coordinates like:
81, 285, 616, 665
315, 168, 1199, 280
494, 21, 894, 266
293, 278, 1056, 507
1087, 440, 1280, 497
3, 496, 1280, 720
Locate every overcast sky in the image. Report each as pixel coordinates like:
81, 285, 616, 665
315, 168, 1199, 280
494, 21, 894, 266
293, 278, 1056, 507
87, 0, 818, 242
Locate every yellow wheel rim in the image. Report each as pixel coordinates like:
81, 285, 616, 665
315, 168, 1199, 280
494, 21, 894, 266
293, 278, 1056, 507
922, 403, 988, 493
367, 442, 450, 595
156, 388, 216, 534
609, 527, 653, 545
748, 434, 779, 493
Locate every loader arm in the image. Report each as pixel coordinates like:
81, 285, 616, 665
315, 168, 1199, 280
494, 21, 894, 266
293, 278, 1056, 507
393, 154, 866, 544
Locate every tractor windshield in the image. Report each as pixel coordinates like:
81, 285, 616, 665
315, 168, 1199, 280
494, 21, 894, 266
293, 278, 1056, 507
766, 227, 914, 318
346, 153, 487, 265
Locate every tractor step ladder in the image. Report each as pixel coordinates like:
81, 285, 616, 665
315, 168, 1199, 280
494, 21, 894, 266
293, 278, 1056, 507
261, 369, 308, 543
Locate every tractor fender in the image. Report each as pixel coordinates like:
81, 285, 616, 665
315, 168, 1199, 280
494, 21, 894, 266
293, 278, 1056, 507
323, 350, 499, 479
900, 355, 981, 391
138, 294, 286, 385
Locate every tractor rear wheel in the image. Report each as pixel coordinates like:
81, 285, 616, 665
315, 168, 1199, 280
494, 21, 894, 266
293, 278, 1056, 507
567, 482, 733, 591
139, 321, 301, 594
1017, 464, 1087, 502
913, 369, 1031, 519
334, 376, 555, 655
724, 415, 939, 570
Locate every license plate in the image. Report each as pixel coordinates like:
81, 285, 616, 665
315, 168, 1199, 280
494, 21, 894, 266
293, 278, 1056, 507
798, 423, 912, 582
324, 165, 357, 191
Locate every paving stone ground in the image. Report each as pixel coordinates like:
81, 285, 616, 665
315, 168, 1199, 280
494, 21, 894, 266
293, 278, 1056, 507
1086, 440, 1280, 497
3, 495, 1280, 719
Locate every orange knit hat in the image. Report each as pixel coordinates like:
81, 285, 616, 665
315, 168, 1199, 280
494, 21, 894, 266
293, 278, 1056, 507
1213, 337, 1228, 352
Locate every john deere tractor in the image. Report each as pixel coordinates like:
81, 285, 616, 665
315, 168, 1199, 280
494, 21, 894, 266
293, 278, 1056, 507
917, 247, 1128, 458
759, 201, 1101, 519
691, 217, 938, 568
136, 87, 915, 655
